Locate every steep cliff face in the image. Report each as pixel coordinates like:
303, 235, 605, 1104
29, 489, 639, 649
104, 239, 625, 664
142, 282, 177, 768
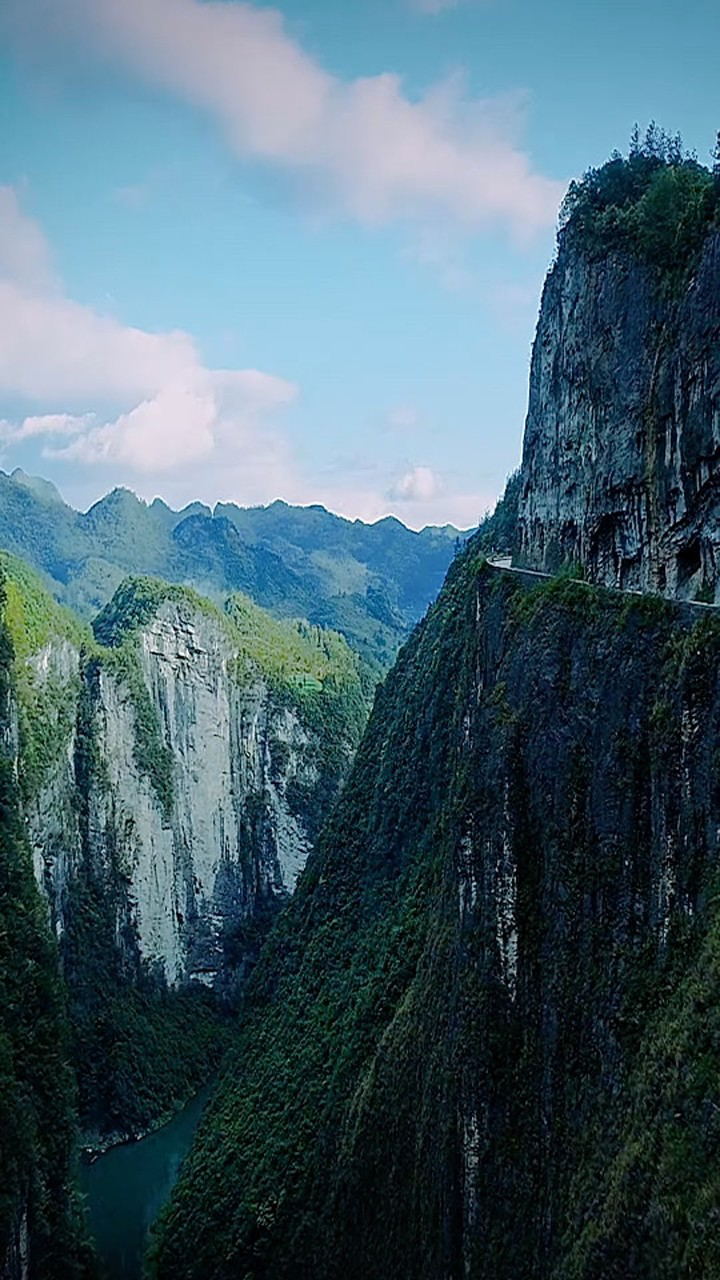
0, 575, 94, 1280
77, 598, 333, 988
4, 559, 369, 1140
150, 555, 720, 1280
21, 582, 365, 990
519, 157, 720, 600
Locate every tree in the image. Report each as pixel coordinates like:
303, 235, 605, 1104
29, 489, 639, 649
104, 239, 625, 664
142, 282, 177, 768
712, 130, 720, 183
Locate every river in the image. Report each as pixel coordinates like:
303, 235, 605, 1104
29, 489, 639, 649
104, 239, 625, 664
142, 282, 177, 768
80, 1089, 210, 1279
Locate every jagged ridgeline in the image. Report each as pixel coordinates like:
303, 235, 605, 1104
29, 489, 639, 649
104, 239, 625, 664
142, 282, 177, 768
149, 552, 720, 1280
0, 566, 94, 1278
0, 472, 463, 669
1, 552, 371, 1149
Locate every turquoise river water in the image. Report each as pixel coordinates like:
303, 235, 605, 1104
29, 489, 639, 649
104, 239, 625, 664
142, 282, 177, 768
80, 1090, 210, 1279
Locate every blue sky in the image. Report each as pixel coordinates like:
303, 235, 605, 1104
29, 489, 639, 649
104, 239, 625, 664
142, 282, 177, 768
0, 0, 718, 528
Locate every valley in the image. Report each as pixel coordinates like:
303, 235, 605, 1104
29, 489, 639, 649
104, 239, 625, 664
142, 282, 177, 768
1, 132, 720, 1280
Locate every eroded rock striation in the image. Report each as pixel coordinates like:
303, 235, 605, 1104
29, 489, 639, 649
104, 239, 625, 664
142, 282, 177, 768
519, 198, 720, 600
150, 559, 720, 1280
4, 561, 368, 1142
24, 587, 365, 990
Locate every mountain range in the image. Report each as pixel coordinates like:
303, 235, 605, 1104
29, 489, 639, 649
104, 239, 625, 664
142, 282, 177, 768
0, 469, 468, 669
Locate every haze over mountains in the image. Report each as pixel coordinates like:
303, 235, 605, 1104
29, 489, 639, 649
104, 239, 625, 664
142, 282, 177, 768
0, 468, 468, 669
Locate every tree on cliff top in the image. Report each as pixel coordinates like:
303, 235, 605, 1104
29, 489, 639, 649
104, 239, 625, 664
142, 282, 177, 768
558, 124, 719, 281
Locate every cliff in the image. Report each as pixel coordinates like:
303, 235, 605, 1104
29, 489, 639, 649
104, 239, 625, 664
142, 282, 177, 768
3, 558, 369, 1141
519, 149, 720, 599
150, 553, 720, 1279
0, 573, 94, 1280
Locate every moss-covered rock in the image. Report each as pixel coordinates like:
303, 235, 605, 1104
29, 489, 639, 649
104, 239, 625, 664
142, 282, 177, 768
149, 553, 720, 1279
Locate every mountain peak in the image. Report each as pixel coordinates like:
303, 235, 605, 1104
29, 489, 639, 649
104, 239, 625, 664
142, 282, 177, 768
9, 468, 65, 507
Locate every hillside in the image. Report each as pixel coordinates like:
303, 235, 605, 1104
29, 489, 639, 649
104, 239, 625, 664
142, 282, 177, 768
148, 138, 720, 1280
149, 552, 720, 1280
0, 471, 466, 669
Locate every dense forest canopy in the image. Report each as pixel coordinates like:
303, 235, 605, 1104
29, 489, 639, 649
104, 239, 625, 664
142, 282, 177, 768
559, 124, 720, 281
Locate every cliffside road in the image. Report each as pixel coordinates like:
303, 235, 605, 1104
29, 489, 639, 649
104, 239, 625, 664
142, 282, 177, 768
486, 556, 719, 612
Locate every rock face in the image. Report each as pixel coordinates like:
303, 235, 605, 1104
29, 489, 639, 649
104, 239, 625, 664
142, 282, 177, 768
26, 598, 358, 991
0, 596, 94, 1280
518, 229, 720, 599
150, 559, 720, 1280
84, 604, 320, 987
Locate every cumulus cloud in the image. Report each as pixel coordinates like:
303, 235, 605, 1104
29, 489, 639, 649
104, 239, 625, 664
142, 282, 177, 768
0, 185, 297, 485
0, 412, 94, 441
388, 465, 442, 502
0, 185, 495, 527
10, 0, 562, 238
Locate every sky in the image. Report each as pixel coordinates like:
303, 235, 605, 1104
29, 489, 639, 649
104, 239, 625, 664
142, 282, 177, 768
0, 0, 718, 529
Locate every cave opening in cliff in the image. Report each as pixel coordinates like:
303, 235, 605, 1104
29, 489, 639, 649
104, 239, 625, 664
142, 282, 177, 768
676, 538, 702, 584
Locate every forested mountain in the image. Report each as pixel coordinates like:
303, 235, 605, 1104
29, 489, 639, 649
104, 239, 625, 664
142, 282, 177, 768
0, 573, 95, 1278
148, 136, 720, 1279
4, 131, 720, 1280
0, 473, 465, 669
0, 549, 371, 1166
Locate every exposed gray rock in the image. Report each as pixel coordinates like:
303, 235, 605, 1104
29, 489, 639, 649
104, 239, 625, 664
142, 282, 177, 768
519, 230, 720, 599
25, 601, 344, 990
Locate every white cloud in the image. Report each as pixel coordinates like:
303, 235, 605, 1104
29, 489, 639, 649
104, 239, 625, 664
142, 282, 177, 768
13, 0, 562, 238
0, 185, 297, 483
46, 375, 296, 474
388, 465, 442, 502
0, 185, 496, 528
0, 412, 94, 441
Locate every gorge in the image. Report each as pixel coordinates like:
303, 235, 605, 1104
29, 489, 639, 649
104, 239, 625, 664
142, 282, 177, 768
2, 136, 720, 1280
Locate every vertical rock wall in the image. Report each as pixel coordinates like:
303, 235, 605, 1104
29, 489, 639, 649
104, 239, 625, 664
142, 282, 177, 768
518, 231, 720, 599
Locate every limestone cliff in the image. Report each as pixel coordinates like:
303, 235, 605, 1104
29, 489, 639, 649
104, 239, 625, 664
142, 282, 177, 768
3, 559, 369, 1140
78, 597, 339, 988
150, 556, 720, 1280
0, 572, 94, 1280
20, 581, 366, 990
519, 152, 720, 600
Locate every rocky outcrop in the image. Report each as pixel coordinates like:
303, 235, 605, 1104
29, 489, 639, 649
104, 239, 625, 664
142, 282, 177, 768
25, 637, 82, 928
81, 603, 322, 987
0, 592, 94, 1280
518, 229, 720, 599
24, 596, 360, 991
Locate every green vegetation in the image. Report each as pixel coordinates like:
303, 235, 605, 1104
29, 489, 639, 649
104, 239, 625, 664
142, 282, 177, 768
559, 124, 719, 288
93, 576, 232, 649
3, 560, 372, 1145
61, 866, 231, 1142
92, 576, 372, 833
0, 471, 465, 669
1, 551, 86, 661
0, 569, 95, 1278
0, 552, 89, 801
473, 468, 521, 557
226, 592, 372, 829
149, 548, 720, 1279
94, 579, 238, 814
